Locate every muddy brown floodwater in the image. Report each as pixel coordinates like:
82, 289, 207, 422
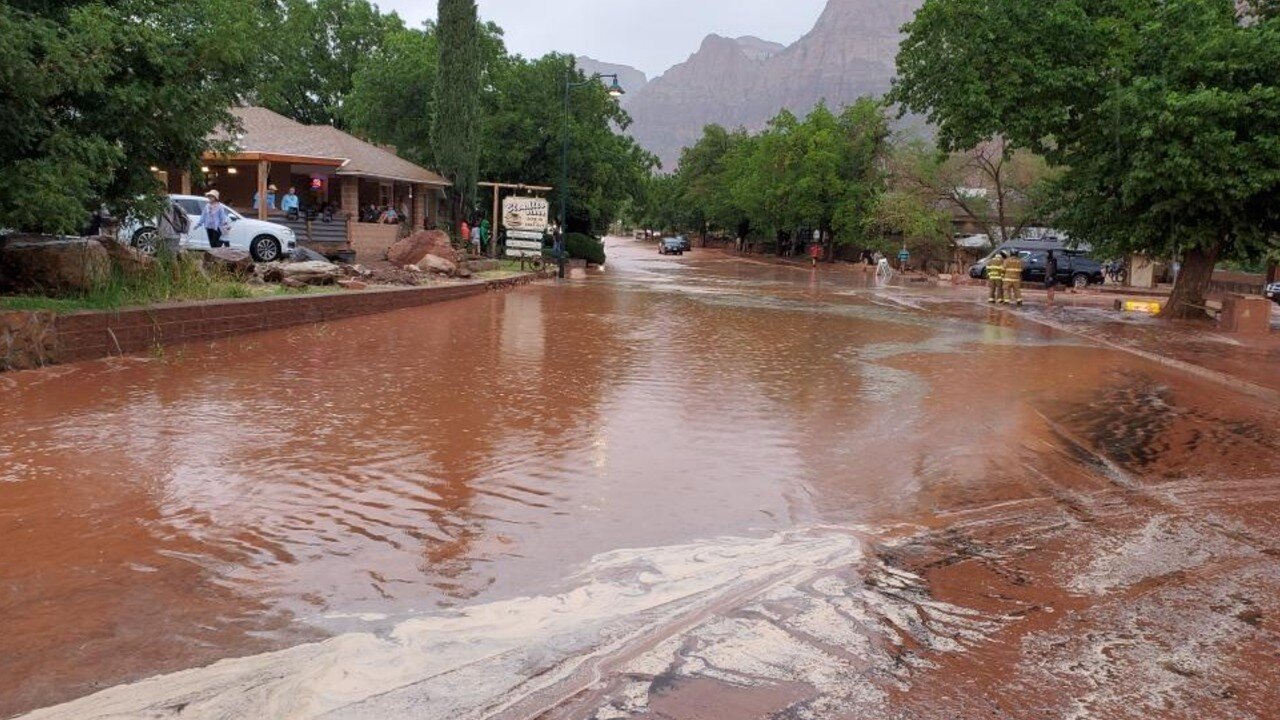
2, 238, 1278, 720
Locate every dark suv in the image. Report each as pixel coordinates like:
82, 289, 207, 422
970, 250, 1104, 288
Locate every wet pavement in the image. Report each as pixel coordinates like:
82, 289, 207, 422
2, 238, 1278, 719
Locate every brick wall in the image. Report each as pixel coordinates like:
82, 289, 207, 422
0, 274, 547, 371
350, 223, 401, 264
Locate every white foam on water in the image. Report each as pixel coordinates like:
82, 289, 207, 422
19, 527, 865, 720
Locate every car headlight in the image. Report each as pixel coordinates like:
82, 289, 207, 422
282, 228, 295, 240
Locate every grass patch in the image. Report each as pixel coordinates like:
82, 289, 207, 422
2, 250, 265, 313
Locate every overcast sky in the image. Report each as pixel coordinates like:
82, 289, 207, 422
375, 0, 830, 80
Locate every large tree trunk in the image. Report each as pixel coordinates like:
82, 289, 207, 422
1161, 239, 1224, 320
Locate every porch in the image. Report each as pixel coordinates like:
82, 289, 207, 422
171, 107, 451, 263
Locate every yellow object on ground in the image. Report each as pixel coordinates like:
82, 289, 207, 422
1123, 300, 1162, 314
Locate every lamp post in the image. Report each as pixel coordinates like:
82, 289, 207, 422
559, 70, 625, 279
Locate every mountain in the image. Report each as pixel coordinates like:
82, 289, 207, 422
623, 0, 922, 168
574, 57, 649, 102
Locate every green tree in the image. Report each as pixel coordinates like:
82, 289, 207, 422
888, 138, 1056, 246
346, 25, 440, 168
256, 0, 404, 128
480, 55, 655, 236
433, 0, 484, 230
829, 99, 892, 257
0, 0, 259, 235
893, 0, 1280, 318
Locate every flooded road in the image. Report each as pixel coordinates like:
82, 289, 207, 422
3, 238, 1278, 719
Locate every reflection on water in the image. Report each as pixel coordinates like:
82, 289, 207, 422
4, 239, 1277, 718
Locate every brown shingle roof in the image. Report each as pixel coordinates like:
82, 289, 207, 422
217, 107, 449, 186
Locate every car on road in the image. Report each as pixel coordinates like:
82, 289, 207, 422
659, 237, 685, 255
674, 235, 692, 252
126, 194, 297, 262
1266, 281, 1280, 305
969, 248, 1105, 288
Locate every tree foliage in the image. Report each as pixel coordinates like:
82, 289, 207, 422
0, 0, 259, 235
641, 99, 891, 257
893, 0, 1280, 316
255, 0, 404, 129
887, 137, 1057, 245
433, 0, 484, 226
345, 25, 440, 169
480, 55, 655, 236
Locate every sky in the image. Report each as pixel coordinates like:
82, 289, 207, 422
376, 0, 830, 80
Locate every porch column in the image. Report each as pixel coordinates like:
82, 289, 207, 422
256, 160, 270, 220
412, 184, 427, 232
341, 176, 359, 218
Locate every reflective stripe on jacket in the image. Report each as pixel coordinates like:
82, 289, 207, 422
987, 260, 1005, 280
1003, 256, 1024, 280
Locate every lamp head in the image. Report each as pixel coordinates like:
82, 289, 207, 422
605, 75, 625, 98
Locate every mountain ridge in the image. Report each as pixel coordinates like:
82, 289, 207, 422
620, 0, 922, 168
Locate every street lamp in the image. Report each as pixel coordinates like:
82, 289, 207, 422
559, 71, 625, 279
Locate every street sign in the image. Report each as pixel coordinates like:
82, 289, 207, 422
507, 230, 544, 241
502, 197, 549, 233
507, 238, 543, 251
506, 248, 542, 258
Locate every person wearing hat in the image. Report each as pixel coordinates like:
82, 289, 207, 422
253, 184, 278, 212
193, 190, 232, 248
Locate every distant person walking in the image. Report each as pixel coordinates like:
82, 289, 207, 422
478, 218, 490, 254
897, 245, 910, 271
460, 220, 471, 246
192, 190, 231, 248
987, 251, 1006, 304
1003, 250, 1025, 306
1044, 250, 1059, 307
809, 241, 822, 267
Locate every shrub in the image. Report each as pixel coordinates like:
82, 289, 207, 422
564, 233, 606, 265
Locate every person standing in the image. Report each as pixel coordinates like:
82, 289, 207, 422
253, 184, 278, 212
897, 245, 911, 271
460, 219, 471, 246
809, 240, 822, 267
281, 187, 300, 217
987, 251, 1006, 304
192, 190, 231, 248
1044, 250, 1059, 307
1003, 250, 1025, 306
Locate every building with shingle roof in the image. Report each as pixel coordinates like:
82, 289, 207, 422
161, 107, 449, 261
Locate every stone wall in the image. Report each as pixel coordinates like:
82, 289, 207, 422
0, 311, 59, 370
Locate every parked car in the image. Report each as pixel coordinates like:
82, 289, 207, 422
674, 235, 692, 252
969, 248, 1105, 288
659, 237, 685, 255
125, 194, 296, 262
1266, 281, 1280, 305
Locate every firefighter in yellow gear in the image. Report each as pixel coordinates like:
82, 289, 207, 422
986, 252, 1005, 303
1002, 250, 1025, 306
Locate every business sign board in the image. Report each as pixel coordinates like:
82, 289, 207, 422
502, 197, 549, 233
502, 198, 548, 260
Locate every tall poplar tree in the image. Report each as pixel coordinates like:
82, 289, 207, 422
432, 0, 482, 232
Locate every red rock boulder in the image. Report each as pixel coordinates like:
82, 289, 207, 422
386, 230, 458, 269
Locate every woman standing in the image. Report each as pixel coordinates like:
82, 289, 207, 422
192, 190, 231, 248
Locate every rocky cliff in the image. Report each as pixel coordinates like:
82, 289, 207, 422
574, 56, 649, 104
623, 0, 922, 168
